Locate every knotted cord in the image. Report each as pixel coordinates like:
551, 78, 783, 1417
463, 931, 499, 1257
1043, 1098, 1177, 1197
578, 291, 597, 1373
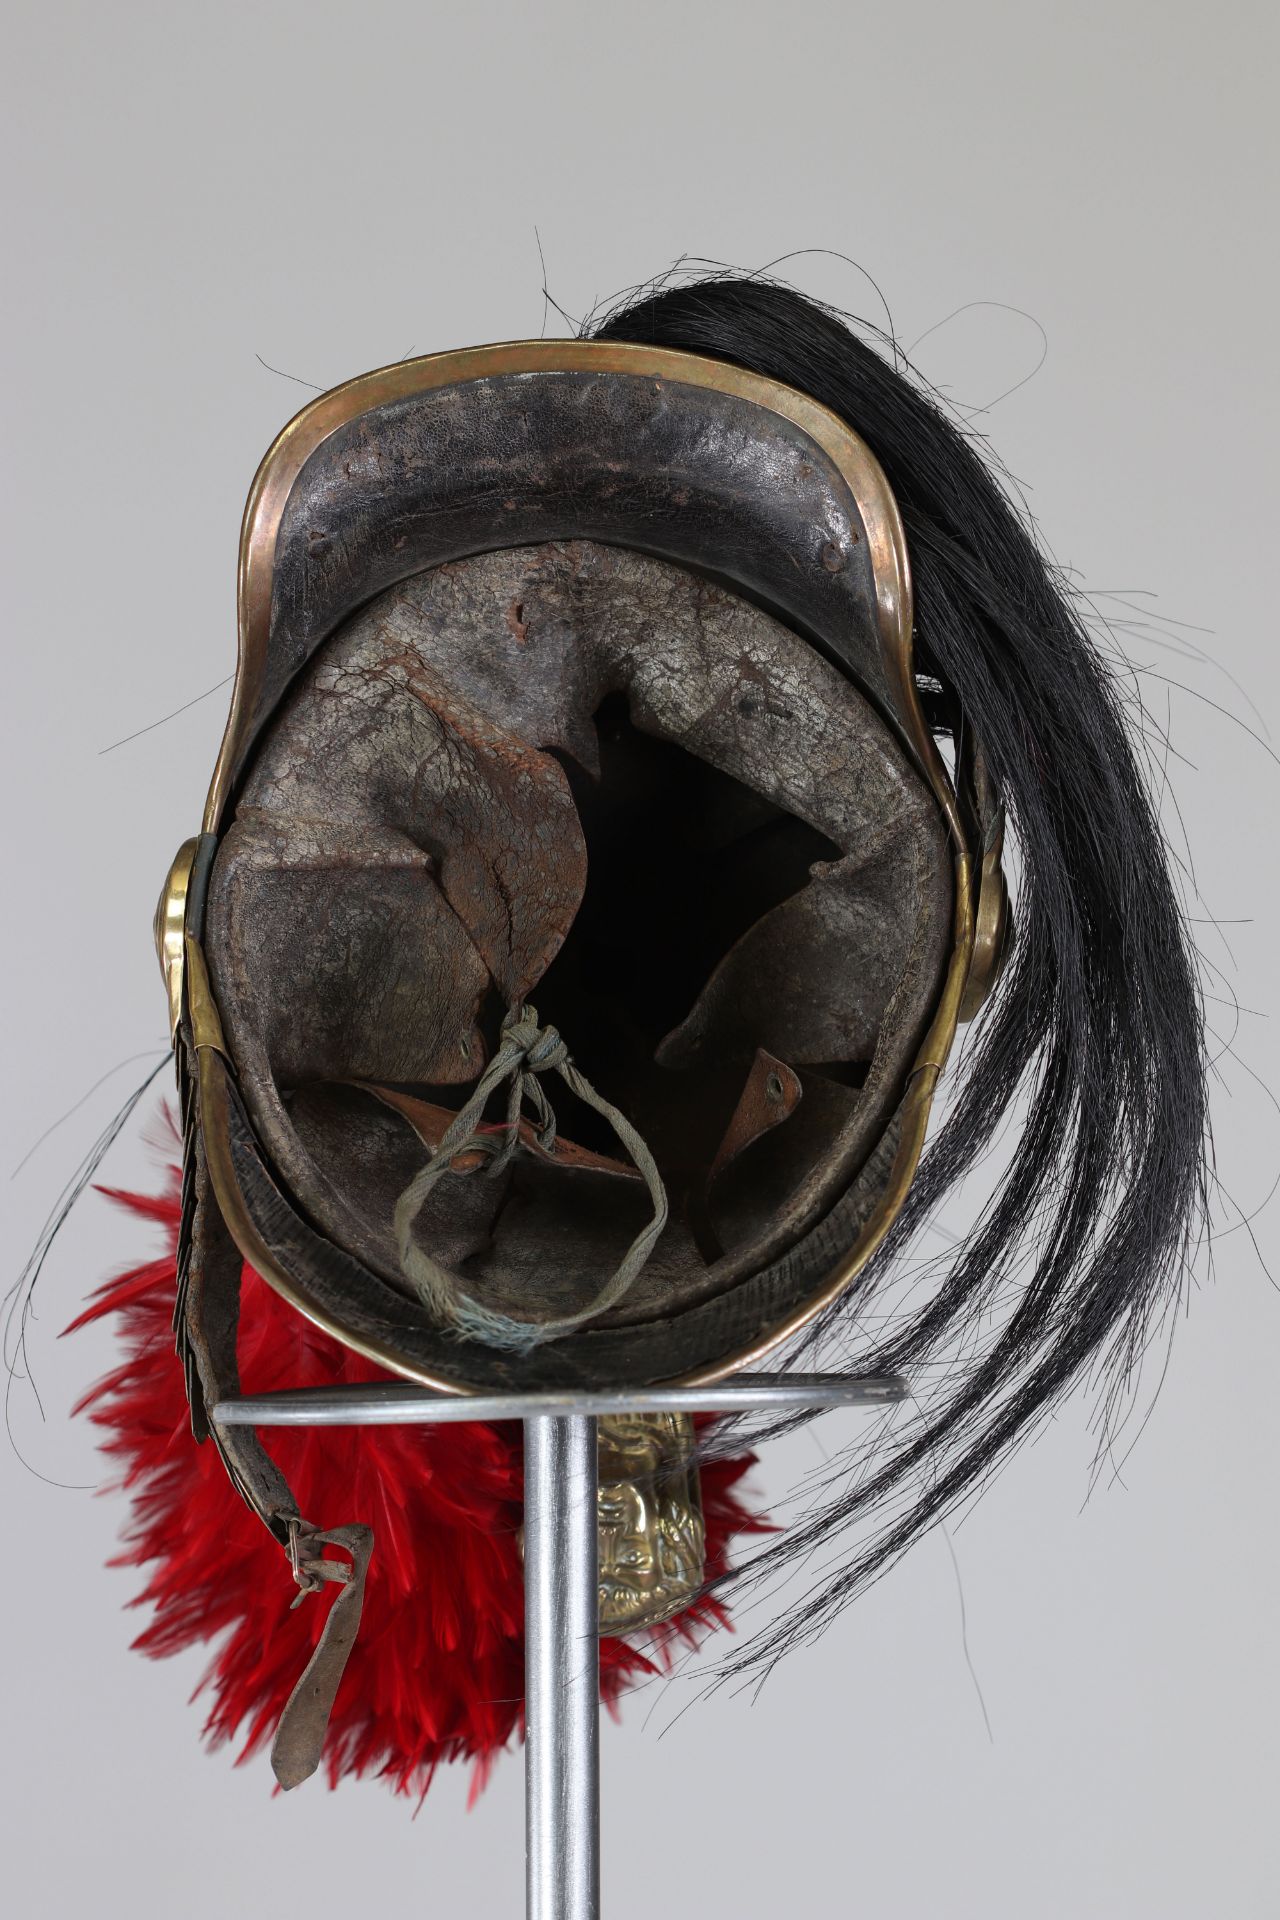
394, 1004, 668, 1351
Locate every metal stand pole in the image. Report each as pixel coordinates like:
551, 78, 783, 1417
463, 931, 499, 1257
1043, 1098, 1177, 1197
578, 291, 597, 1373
524, 1415, 600, 1920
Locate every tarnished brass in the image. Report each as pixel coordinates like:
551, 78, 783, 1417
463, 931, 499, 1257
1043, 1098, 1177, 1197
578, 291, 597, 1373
153, 838, 198, 1041
515, 1413, 707, 1631
183, 934, 227, 1056
957, 748, 1009, 1022
596, 1413, 705, 1632
960, 829, 1009, 1020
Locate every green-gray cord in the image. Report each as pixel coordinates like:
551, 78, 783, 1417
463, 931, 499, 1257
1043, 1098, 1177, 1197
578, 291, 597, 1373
393, 1003, 668, 1351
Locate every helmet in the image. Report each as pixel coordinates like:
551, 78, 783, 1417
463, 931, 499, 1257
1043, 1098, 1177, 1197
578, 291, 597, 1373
116, 276, 1203, 1790
161, 337, 1004, 1412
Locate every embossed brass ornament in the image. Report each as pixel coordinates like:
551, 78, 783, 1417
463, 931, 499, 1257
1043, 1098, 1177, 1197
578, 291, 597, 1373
514, 1415, 706, 1633
596, 1414, 705, 1632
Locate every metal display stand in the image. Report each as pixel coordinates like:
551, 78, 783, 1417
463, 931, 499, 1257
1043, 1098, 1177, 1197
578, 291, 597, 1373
214, 1373, 906, 1920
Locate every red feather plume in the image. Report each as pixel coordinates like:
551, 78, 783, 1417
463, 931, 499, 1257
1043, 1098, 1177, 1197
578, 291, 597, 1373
68, 1171, 768, 1800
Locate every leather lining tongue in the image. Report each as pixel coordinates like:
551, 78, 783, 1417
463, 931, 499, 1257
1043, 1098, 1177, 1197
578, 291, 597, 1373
271, 1522, 374, 1791
361, 1082, 645, 1181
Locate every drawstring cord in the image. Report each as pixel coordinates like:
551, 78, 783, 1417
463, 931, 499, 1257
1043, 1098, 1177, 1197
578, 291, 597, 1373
393, 1004, 668, 1352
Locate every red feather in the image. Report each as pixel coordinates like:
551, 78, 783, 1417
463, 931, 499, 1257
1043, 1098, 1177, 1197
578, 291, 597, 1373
69, 1172, 768, 1800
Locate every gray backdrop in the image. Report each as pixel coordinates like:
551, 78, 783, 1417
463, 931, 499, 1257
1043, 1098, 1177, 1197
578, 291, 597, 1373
3, 3, 1276, 1914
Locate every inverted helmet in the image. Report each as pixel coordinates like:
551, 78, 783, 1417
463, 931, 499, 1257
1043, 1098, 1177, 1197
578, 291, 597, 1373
88, 274, 1201, 1792
163, 338, 1005, 1418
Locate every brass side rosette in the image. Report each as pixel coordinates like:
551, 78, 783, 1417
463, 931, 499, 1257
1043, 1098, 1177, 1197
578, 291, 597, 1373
154, 838, 198, 1043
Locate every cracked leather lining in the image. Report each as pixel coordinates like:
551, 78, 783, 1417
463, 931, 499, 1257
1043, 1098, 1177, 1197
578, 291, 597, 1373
203, 541, 950, 1376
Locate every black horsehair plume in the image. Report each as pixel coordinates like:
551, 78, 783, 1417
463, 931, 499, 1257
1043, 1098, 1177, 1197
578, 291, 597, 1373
4, 1053, 172, 1462
591, 273, 1211, 1682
